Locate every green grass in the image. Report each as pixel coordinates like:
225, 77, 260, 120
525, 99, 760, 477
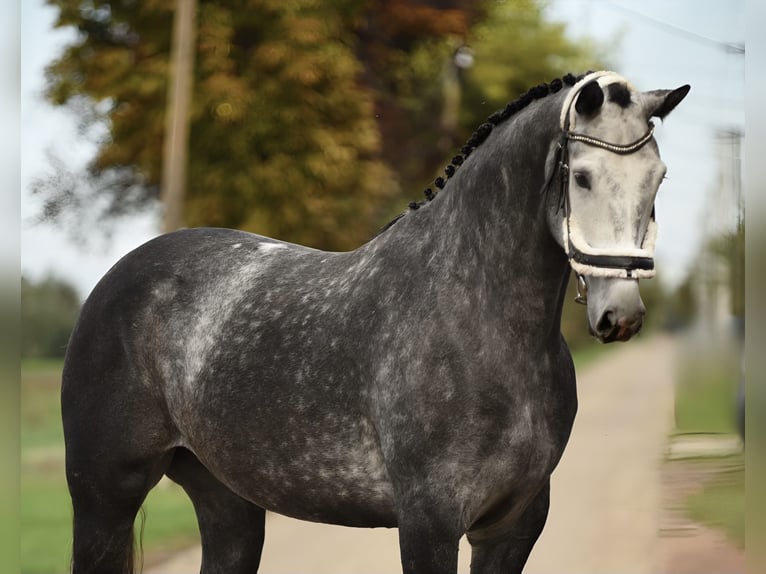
21, 360, 199, 573
139, 484, 201, 558
21, 358, 66, 374
21, 470, 200, 573
673, 348, 740, 435
685, 455, 745, 549
21, 365, 64, 451
21, 473, 72, 574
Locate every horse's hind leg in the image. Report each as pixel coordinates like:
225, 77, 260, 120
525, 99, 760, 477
166, 448, 266, 574
63, 353, 179, 573
65, 417, 174, 574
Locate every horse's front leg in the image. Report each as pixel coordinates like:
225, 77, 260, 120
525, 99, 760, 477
396, 495, 463, 574
468, 481, 550, 574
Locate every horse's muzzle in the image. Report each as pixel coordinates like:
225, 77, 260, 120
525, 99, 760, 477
592, 307, 644, 343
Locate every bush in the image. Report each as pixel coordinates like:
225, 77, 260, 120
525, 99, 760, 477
21, 276, 81, 359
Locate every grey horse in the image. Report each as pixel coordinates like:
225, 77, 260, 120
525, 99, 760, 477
62, 71, 689, 573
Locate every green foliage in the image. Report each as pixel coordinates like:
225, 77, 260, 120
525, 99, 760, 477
21, 276, 80, 359
708, 220, 745, 317
186, 0, 394, 248
662, 274, 697, 331
360, 0, 607, 208
20, 360, 63, 451
41, 0, 396, 250
460, 0, 610, 128
667, 219, 745, 330
37, 0, 604, 249
674, 348, 740, 435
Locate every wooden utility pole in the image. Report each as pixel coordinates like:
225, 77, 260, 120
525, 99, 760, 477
160, 0, 197, 233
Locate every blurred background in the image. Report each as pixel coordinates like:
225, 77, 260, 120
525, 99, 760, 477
19, 1, 748, 572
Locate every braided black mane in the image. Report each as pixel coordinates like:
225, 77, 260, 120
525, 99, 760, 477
379, 72, 587, 234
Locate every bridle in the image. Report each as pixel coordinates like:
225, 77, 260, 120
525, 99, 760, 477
543, 72, 659, 304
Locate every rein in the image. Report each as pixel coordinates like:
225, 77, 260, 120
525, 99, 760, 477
545, 72, 659, 303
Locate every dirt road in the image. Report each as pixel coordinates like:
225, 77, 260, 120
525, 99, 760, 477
148, 334, 678, 573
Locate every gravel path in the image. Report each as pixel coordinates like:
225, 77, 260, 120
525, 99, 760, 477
147, 334, 678, 574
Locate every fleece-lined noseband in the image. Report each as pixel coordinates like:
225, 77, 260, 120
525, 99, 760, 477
546, 71, 659, 303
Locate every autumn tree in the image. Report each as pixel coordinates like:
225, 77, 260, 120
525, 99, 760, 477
350, 0, 607, 204
462, 0, 610, 123
40, 0, 394, 250
36, 0, 604, 249
350, 0, 485, 204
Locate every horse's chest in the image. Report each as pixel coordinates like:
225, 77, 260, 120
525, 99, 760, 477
452, 392, 573, 533
476, 394, 571, 478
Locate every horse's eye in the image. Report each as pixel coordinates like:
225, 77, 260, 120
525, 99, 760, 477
574, 172, 591, 189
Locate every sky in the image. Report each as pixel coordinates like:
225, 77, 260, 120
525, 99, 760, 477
20, 0, 745, 300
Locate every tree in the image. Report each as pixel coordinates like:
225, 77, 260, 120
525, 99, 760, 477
461, 0, 612, 127
353, 0, 609, 205
21, 276, 81, 359
35, 0, 604, 249
350, 0, 486, 204
709, 220, 745, 318
39, 0, 395, 250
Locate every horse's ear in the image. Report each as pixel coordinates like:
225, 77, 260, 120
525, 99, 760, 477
574, 80, 604, 117
644, 85, 691, 120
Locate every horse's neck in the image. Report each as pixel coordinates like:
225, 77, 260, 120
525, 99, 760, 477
376, 97, 570, 342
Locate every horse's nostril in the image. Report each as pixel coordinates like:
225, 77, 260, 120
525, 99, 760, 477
597, 309, 616, 334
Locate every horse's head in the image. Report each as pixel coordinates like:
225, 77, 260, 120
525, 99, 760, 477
546, 72, 690, 343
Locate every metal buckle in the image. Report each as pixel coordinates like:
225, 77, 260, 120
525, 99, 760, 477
574, 273, 587, 305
